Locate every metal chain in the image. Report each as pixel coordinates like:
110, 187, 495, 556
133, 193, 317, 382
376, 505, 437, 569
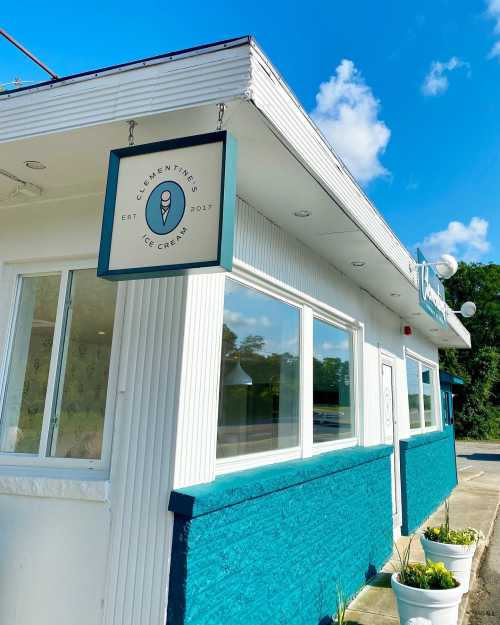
216, 103, 226, 131
128, 120, 137, 147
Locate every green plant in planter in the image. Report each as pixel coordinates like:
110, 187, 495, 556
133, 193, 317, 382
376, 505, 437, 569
394, 536, 458, 589
394, 535, 414, 586
424, 500, 481, 546
403, 560, 459, 590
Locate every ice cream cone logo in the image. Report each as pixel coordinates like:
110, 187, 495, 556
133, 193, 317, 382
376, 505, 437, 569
145, 181, 185, 236
161, 190, 171, 225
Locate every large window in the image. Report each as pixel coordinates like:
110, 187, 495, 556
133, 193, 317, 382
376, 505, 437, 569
217, 276, 358, 466
313, 318, 354, 444
217, 279, 300, 458
0, 268, 117, 463
405, 355, 437, 433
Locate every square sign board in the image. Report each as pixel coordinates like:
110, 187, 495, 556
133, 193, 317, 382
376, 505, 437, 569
98, 131, 237, 280
417, 248, 447, 328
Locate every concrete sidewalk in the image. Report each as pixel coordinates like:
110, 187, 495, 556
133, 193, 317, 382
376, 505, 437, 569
344, 454, 500, 625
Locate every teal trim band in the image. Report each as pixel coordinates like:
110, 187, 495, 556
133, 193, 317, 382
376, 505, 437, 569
400, 429, 449, 450
218, 132, 237, 271
169, 444, 393, 518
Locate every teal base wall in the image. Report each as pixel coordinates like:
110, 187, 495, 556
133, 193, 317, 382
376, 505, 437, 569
167, 445, 393, 625
400, 428, 458, 535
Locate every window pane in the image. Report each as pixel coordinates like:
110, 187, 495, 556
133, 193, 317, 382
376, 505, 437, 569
422, 366, 434, 427
49, 269, 117, 459
406, 358, 421, 429
0, 274, 61, 453
217, 279, 300, 458
313, 319, 354, 443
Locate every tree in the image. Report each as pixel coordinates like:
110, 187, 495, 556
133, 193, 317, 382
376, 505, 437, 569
440, 262, 500, 439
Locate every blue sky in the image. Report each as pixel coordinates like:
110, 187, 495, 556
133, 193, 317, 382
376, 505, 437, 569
2, 0, 498, 262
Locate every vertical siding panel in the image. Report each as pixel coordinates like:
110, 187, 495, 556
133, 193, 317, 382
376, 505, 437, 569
173, 273, 226, 488
104, 276, 188, 625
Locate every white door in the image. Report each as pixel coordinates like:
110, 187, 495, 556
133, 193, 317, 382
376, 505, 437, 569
381, 358, 401, 528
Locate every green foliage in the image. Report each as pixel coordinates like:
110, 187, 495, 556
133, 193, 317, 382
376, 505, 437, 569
424, 500, 479, 545
394, 535, 414, 586
424, 525, 478, 546
440, 262, 500, 439
333, 581, 348, 625
402, 561, 458, 590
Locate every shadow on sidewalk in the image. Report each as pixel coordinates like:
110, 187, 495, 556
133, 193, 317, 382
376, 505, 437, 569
457, 453, 500, 462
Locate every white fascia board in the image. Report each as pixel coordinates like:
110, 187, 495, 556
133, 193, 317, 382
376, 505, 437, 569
0, 39, 252, 142
247, 41, 470, 349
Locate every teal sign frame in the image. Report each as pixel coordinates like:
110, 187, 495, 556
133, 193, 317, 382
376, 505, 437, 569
417, 248, 447, 327
98, 131, 237, 281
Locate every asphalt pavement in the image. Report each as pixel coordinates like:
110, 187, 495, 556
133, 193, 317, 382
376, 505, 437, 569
457, 441, 500, 625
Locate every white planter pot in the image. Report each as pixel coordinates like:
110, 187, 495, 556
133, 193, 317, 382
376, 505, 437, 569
391, 572, 463, 625
420, 536, 476, 593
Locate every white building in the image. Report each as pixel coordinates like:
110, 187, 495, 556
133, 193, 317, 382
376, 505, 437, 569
0, 36, 469, 625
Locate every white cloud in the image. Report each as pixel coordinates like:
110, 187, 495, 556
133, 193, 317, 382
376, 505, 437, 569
486, 1, 500, 58
421, 57, 469, 96
488, 40, 500, 59
417, 217, 491, 262
321, 339, 349, 352
311, 59, 391, 185
224, 309, 272, 328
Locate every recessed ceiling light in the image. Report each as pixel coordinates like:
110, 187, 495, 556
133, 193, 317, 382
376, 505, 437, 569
293, 209, 311, 218
97, 331, 106, 335
351, 261, 366, 267
390, 292, 401, 297
25, 160, 46, 170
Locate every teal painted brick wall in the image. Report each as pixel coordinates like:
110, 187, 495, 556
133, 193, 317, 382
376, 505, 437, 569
167, 445, 393, 625
400, 428, 458, 535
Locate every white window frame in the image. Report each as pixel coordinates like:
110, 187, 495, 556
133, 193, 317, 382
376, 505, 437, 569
0, 258, 124, 478
404, 348, 440, 436
215, 262, 363, 475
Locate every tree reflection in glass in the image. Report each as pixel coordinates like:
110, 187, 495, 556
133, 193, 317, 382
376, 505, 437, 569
217, 279, 300, 459
313, 319, 354, 443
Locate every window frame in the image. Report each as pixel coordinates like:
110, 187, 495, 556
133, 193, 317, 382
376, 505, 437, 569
404, 348, 440, 436
0, 258, 123, 477
215, 264, 363, 475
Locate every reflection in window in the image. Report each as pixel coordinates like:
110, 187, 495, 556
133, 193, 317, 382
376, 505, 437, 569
0, 274, 61, 453
313, 319, 354, 443
49, 269, 117, 459
217, 279, 300, 458
422, 366, 434, 427
406, 358, 421, 429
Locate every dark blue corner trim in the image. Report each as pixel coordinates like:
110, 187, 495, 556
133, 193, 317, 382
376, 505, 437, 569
169, 444, 393, 519
400, 429, 449, 450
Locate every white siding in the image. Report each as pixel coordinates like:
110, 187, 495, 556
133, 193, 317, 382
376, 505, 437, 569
233, 197, 439, 443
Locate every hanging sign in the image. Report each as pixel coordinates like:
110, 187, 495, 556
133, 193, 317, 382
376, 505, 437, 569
97, 131, 237, 281
417, 248, 447, 327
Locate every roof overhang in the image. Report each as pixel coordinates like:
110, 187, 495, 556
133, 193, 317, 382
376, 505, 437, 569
0, 36, 470, 349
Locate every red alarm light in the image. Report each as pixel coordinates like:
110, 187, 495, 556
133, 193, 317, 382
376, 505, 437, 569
403, 325, 412, 336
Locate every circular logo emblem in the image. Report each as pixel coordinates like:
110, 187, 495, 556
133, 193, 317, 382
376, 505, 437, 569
145, 181, 185, 235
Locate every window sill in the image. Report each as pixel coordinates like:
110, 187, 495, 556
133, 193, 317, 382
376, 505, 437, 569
215, 446, 301, 476
312, 437, 358, 456
0, 473, 110, 502
409, 426, 439, 437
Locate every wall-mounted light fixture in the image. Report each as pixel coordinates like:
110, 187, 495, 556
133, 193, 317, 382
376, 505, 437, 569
416, 253, 458, 280
452, 301, 477, 318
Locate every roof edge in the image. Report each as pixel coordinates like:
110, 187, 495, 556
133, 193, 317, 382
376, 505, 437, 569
0, 35, 252, 98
